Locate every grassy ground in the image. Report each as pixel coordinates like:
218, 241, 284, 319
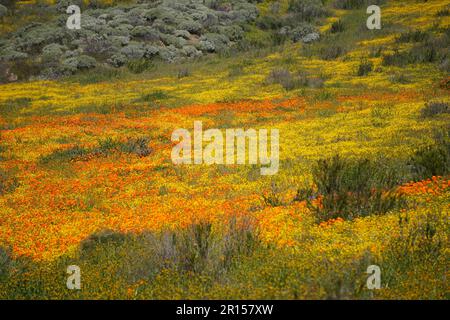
0, 0, 449, 299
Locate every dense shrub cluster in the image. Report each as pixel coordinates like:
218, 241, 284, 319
0, 0, 271, 81
255, 0, 324, 45
382, 30, 449, 67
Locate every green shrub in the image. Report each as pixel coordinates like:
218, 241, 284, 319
420, 101, 449, 118
0, 246, 13, 281
262, 182, 284, 207
0, 4, 7, 19
330, 19, 344, 33
159, 218, 259, 274
0, 169, 19, 195
436, 8, 449, 17
119, 137, 152, 157
320, 44, 345, 60
80, 230, 127, 256
127, 59, 154, 74
409, 143, 450, 179
177, 67, 190, 79
40, 145, 90, 164
396, 30, 429, 43
40, 137, 152, 164
136, 90, 170, 103
356, 59, 373, 76
379, 210, 447, 297
389, 72, 410, 84
288, 0, 329, 22
9, 58, 41, 81
266, 68, 308, 91
300, 155, 407, 222
383, 34, 448, 67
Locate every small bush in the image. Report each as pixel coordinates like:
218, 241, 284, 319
389, 72, 410, 84
288, 0, 329, 22
436, 8, 449, 17
396, 30, 429, 43
152, 217, 259, 275
40, 145, 90, 163
409, 143, 450, 179
320, 45, 345, 60
266, 68, 308, 91
177, 67, 190, 79
262, 182, 284, 207
80, 230, 127, 256
420, 101, 449, 118
356, 59, 373, 76
228, 64, 245, 77
137, 90, 170, 103
383, 34, 448, 67
40, 137, 152, 164
380, 210, 447, 297
127, 59, 154, 74
299, 155, 407, 222
9, 58, 41, 81
0, 246, 13, 280
119, 137, 152, 157
330, 20, 344, 33
0, 169, 19, 195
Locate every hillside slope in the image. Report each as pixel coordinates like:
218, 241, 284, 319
0, 0, 449, 299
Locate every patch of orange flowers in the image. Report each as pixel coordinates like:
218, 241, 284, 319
398, 176, 450, 196
319, 217, 345, 228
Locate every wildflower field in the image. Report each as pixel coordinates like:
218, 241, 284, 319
0, 0, 449, 299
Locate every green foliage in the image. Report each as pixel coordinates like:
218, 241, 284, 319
330, 19, 345, 33
40, 137, 152, 164
0, 97, 32, 116
396, 30, 430, 43
39, 145, 90, 164
356, 59, 373, 76
420, 101, 449, 118
266, 68, 309, 91
383, 32, 449, 67
177, 67, 190, 79
320, 44, 346, 60
379, 210, 447, 295
9, 59, 41, 81
301, 155, 407, 222
137, 90, 170, 103
127, 59, 155, 74
409, 142, 450, 179
288, 0, 329, 22
0, 168, 19, 195
119, 137, 152, 157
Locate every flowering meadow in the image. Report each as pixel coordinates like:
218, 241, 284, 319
0, 0, 449, 299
